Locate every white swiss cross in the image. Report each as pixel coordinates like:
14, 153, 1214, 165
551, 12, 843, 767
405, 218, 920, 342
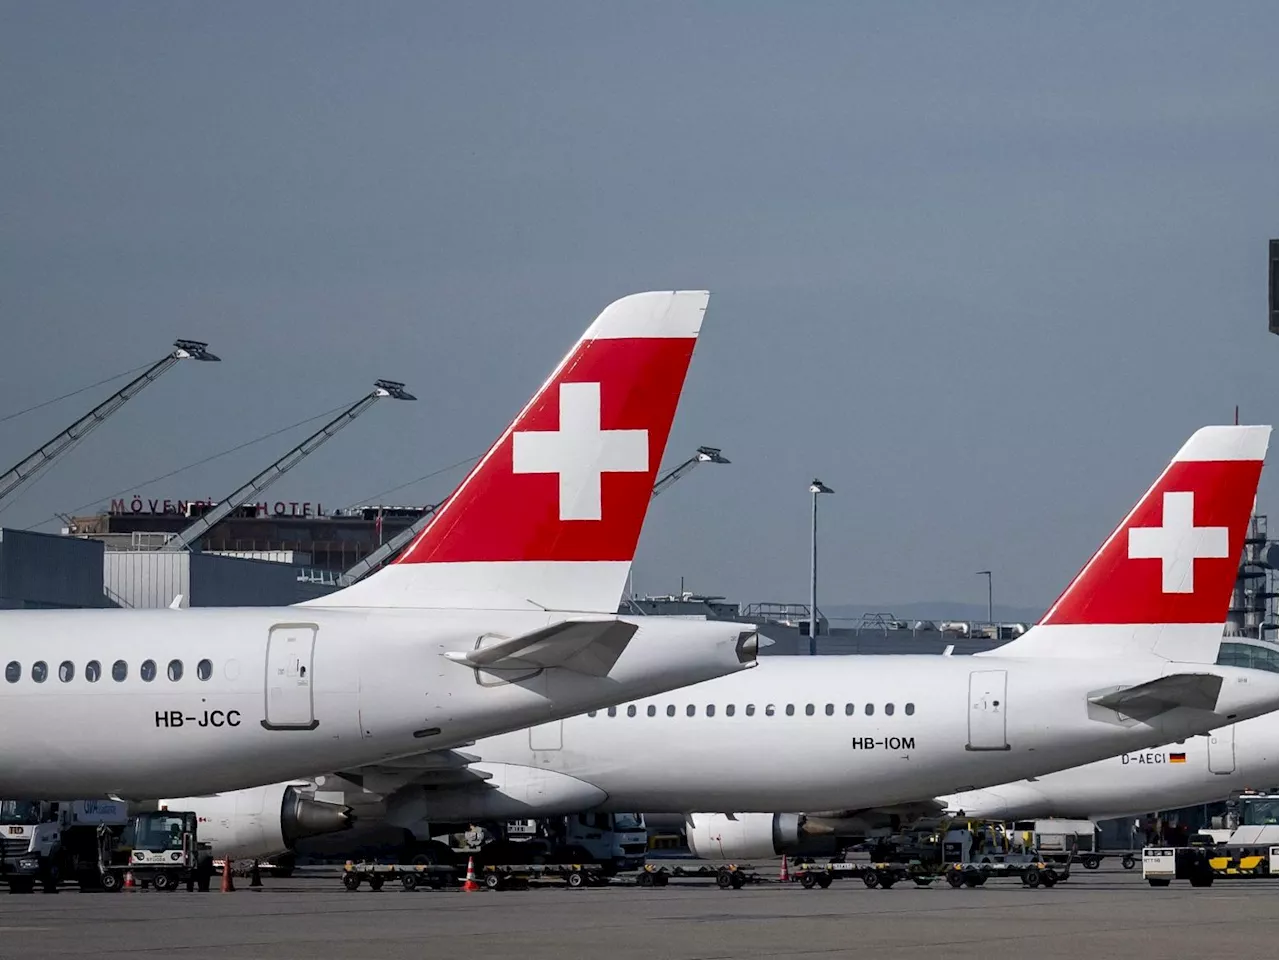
1127, 491, 1230, 594
511, 381, 649, 521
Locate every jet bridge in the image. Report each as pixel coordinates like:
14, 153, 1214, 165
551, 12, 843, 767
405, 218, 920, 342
161, 380, 416, 553
0, 340, 219, 510
335, 446, 730, 587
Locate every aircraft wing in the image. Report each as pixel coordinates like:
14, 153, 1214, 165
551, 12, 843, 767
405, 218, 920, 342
1088, 673, 1223, 720
444, 620, 638, 677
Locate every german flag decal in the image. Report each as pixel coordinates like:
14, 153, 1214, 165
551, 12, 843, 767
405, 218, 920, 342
1169, 752, 1187, 763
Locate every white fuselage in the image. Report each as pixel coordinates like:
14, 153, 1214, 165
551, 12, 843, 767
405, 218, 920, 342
395, 655, 1277, 821
0, 607, 753, 799
939, 712, 1278, 821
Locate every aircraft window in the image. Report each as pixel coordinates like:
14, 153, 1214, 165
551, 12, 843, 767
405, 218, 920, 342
885, 703, 895, 716
825, 704, 834, 716
167, 660, 183, 682
196, 659, 213, 681
85, 660, 101, 683
647, 705, 656, 717
626, 705, 636, 718
845, 703, 855, 716
765, 704, 776, 716
140, 660, 157, 683
31, 661, 47, 683
745, 704, 756, 716
706, 705, 715, 717
58, 661, 74, 683
865, 703, 875, 716
112, 660, 127, 682
4, 661, 18, 683
725, 704, 735, 717
805, 704, 815, 716
785, 704, 795, 716
667, 705, 676, 717
607, 706, 617, 717
905, 703, 915, 716
686, 705, 696, 717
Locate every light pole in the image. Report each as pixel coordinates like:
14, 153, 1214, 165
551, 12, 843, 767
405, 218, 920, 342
976, 570, 993, 631
809, 479, 834, 655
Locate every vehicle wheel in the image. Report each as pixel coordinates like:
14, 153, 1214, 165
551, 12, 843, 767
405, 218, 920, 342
716, 871, 733, 889
367, 877, 385, 891
1023, 869, 1041, 888
913, 878, 933, 887
1121, 856, 1136, 870
800, 873, 817, 889
862, 872, 880, 888
730, 873, 745, 890
1189, 873, 1213, 888
1082, 856, 1101, 870
637, 871, 653, 887
1042, 874, 1057, 888
342, 873, 361, 891
151, 873, 173, 892
816, 875, 832, 889
401, 874, 419, 891
100, 871, 122, 892
964, 875, 981, 888
484, 873, 502, 891
1147, 878, 1171, 887
567, 871, 585, 888
946, 870, 964, 888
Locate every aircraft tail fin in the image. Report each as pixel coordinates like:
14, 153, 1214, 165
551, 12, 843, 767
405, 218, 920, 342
306, 291, 708, 613
981, 425, 1270, 662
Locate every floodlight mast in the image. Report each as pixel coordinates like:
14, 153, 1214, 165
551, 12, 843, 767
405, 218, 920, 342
161, 380, 416, 553
651, 446, 730, 498
338, 445, 730, 587
0, 340, 220, 510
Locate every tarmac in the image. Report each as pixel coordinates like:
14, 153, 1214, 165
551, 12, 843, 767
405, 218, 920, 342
0, 862, 1274, 960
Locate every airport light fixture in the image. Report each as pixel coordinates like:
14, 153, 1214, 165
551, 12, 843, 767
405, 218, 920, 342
809, 479, 835, 656
976, 570, 994, 630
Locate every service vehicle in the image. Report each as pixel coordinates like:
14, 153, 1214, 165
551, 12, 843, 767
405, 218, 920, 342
98, 810, 216, 891
1, 799, 128, 892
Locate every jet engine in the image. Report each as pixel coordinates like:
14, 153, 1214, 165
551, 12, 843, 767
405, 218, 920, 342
685, 813, 801, 860
159, 782, 353, 860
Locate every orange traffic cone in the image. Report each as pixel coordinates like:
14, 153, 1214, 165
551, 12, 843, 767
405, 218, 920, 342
221, 858, 235, 893
124, 871, 136, 890
460, 856, 481, 892
778, 855, 790, 882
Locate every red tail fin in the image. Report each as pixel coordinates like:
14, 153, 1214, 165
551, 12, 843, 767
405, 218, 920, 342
1041, 426, 1269, 627
314, 291, 709, 612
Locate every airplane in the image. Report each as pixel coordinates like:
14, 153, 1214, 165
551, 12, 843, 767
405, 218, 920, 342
163, 424, 1280, 864
936, 709, 1278, 823
0, 290, 762, 802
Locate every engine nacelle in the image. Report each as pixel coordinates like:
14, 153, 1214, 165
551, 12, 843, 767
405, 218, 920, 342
685, 813, 805, 860
160, 782, 353, 860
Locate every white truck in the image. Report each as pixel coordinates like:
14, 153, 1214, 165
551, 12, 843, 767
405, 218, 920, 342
1, 799, 129, 892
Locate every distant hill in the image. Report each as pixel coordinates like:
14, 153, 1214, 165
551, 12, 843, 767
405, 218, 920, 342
822, 601, 1046, 625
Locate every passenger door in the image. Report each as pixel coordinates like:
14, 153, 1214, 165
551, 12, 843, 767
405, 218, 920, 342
529, 719, 563, 752
966, 670, 1010, 751
1207, 726, 1235, 775
263, 623, 318, 730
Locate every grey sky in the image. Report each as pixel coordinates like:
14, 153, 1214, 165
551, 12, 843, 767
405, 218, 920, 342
1, 1, 1275, 614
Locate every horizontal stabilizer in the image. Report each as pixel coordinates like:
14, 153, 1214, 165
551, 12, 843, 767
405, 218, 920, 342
1089, 673, 1223, 720
445, 620, 638, 676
